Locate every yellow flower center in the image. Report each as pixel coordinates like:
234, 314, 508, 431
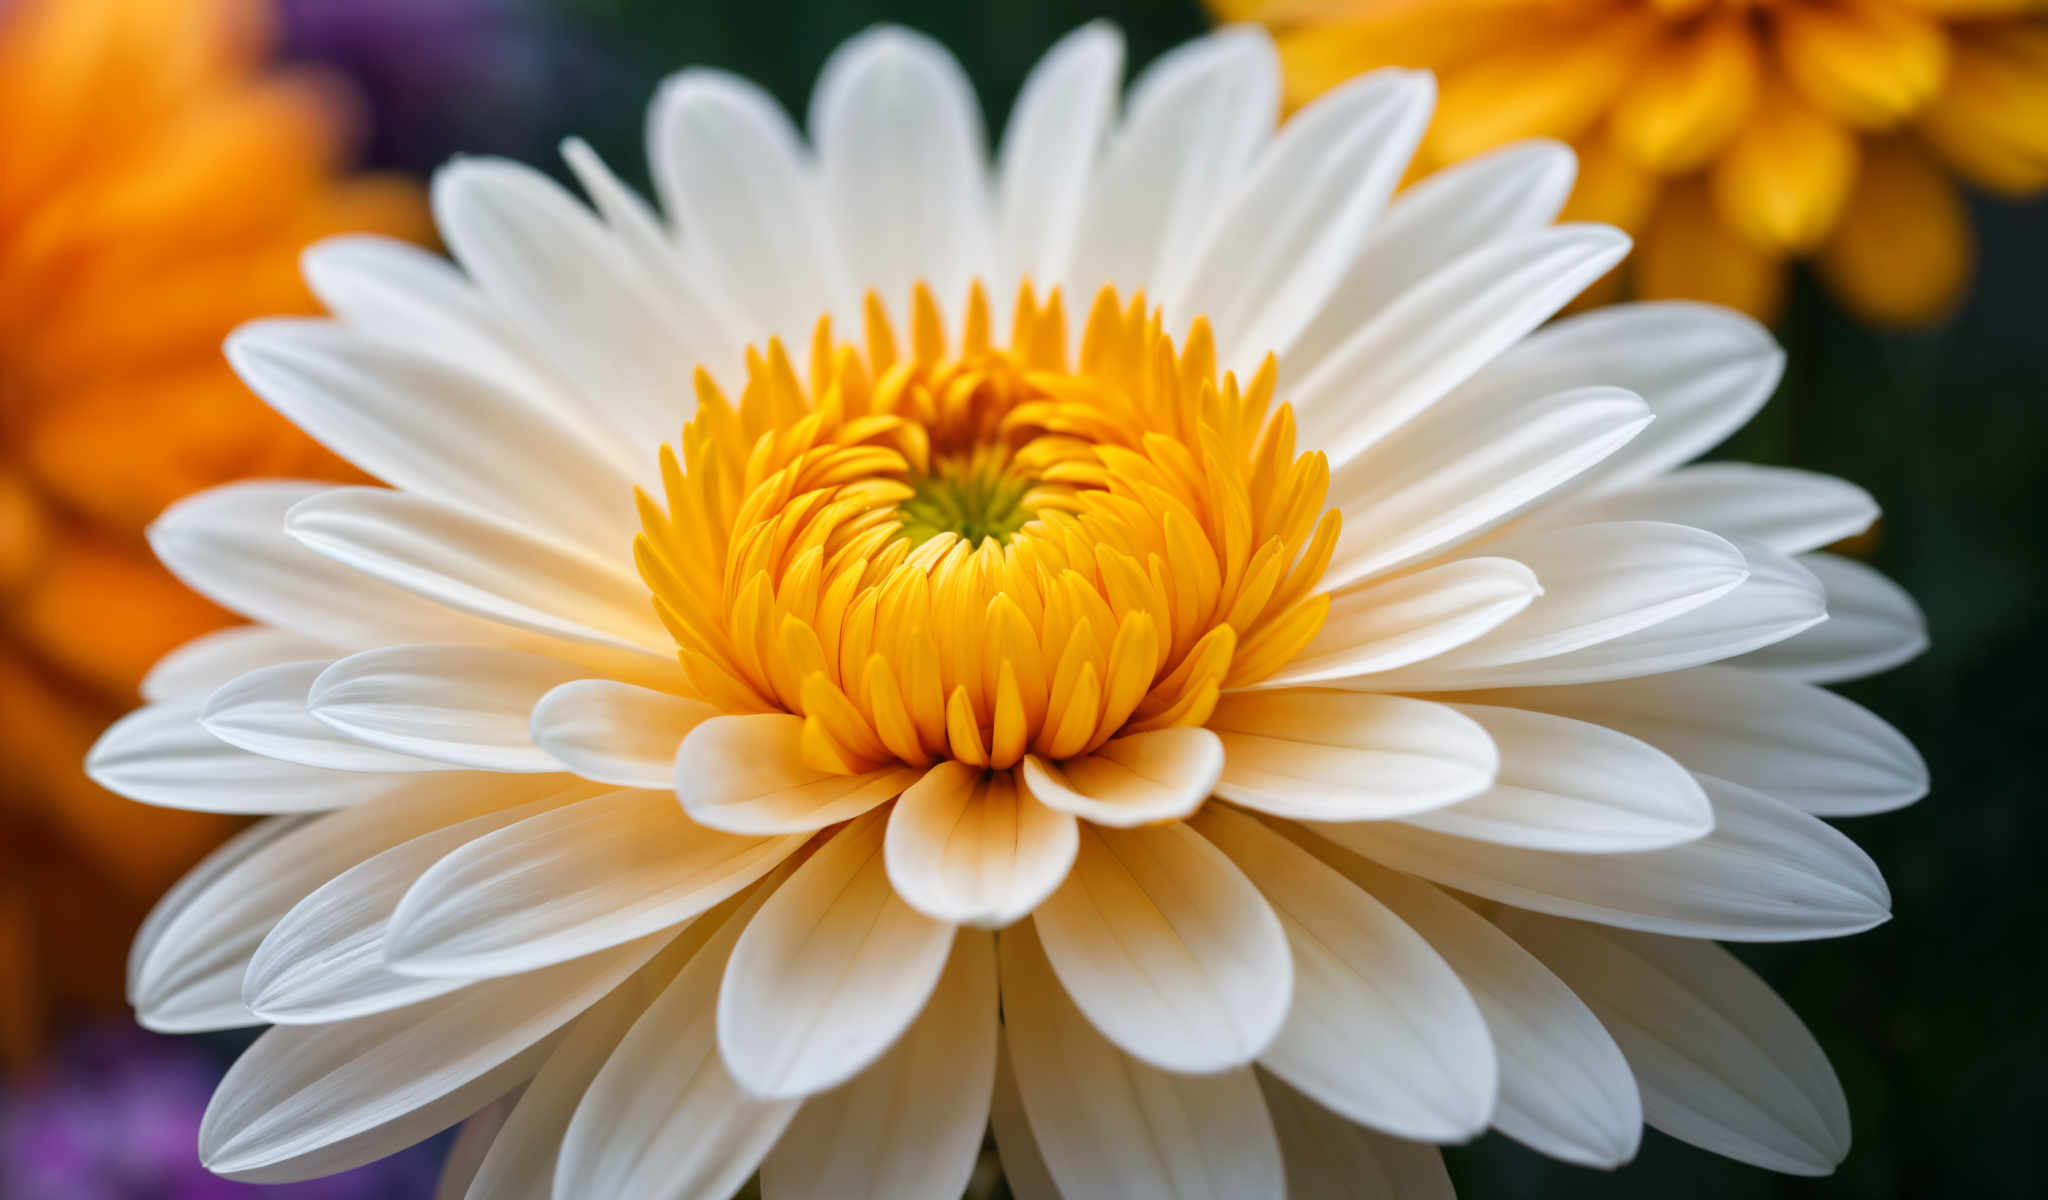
636, 282, 1340, 775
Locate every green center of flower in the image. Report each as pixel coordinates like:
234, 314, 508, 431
895, 446, 1038, 548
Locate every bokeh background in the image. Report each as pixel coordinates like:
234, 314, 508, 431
2, 0, 2041, 1196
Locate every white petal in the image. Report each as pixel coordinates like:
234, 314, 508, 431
1195, 806, 1495, 1141
1367, 521, 1750, 687
675, 713, 917, 833
649, 68, 839, 341
1032, 820, 1292, 1074
89, 702, 422, 814
1282, 556, 1541, 680
760, 931, 998, 1200
1207, 690, 1496, 822
810, 26, 991, 315
531, 679, 715, 789
199, 932, 668, 1183
1292, 225, 1632, 473
1258, 1072, 1456, 1200
201, 661, 451, 773
1000, 919, 1285, 1198
431, 157, 706, 458
990, 1040, 1062, 1200
1734, 552, 1927, 682
245, 789, 592, 1024
1019, 727, 1222, 828
1304, 839, 1643, 1167
1399, 704, 1714, 853
285, 487, 673, 659
1463, 667, 1927, 816
997, 22, 1123, 299
1501, 914, 1851, 1175
885, 762, 1079, 928
1528, 463, 1878, 556
1066, 27, 1278, 305
225, 319, 639, 541
142, 626, 336, 703
718, 810, 956, 1099
433, 1090, 519, 1200
1321, 387, 1652, 591
1175, 69, 1434, 374
1317, 773, 1889, 942
127, 775, 562, 1032
388, 788, 801, 978
1395, 540, 1828, 688
1284, 139, 1577, 382
308, 645, 589, 771
556, 888, 800, 1199
1477, 301, 1784, 494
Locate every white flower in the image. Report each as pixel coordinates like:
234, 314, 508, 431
91, 21, 1929, 1198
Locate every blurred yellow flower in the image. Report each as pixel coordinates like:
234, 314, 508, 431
0, 0, 427, 1065
1219, 0, 2048, 325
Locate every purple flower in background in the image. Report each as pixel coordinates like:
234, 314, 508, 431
277, 0, 603, 172
0, 1025, 442, 1199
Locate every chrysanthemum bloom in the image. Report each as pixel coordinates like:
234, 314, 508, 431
91, 22, 1931, 1197
1215, 0, 2048, 326
0, 0, 426, 1064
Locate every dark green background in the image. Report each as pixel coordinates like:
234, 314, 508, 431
547, 1, 2047, 1194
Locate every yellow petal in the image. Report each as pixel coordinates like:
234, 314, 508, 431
1564, 134, 1666, 235
1710, 75, 1861, 251
0, 470, 50, 598
1818, 137, 1972, 327
1775, 0, 1950, 129
1916, 23, 2048, 195
1638, 179, 1790, 323
1428, 9, 1660, 163
1609, 16, 1761, 172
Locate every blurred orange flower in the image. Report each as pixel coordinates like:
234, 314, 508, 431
0, 0, 427, 1066
1218, 0, 2048, 325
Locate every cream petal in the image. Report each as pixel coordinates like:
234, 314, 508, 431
1284, 139, 1577, 382
1734, 552, 1927, 682
1257, 1071, 1456, 1200
1196, 807, 1495, 1142
1476, 301, 1784, 494
225, 319, 639, 541
1316, 773, 1889, 942
760, 931, 998, 1200
555, 888, 799, 1199
884, 763, 1079, 928
1292, 225, 1632, 473
809, 26, 992, 317
530, 679, 716, 789
1018, 727, 1223, 828
1281, 556, 1541, 681
1174, 69, 1434, 375
1065, 27, 1278, 304
1321, 387, 1652, 591
286, 487, 674, 660
201, 661, 452, 773
1501, 914, 1851, 1175
1461, 667, 1927, 816
718, 811, 957, 1099
1031, 820, 1291, 1074
675, 713, 918, 833
199, 931, 669, 1183
127, 775, 562, 1032
90, 702, 425, 814
996, 22, 1124, 302
245, 789, 592, 1024
1306, 840, 1643, 1167
432, 1090, 518, 1200
431, 157, 708, 459
989, 1040, 1062, 1200
387, 788, 802, 978
1527, 464, 1878, 556
1207, 691, 1496, 822
308, 645, 589, 772
648, 68, 840, 341
999, 919, 1286, 1198
1398, 704, 1714, 854
142, 626, 336, 703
